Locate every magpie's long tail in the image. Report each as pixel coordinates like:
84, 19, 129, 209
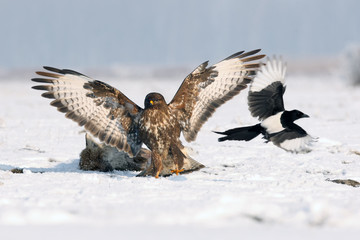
214, 124, 263, 142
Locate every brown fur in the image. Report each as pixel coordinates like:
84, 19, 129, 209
79, 134, 149, 172
80, 133, 204, 176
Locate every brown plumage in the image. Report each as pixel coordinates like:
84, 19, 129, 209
31, 49, 265, 178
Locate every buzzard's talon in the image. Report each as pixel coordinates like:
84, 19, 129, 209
171, 168, 185, 175
154, 168, 161, 178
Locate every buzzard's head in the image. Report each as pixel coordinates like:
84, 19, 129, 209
144, 92, 167, 109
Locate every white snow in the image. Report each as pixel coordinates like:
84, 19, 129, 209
1, 69, 360, 239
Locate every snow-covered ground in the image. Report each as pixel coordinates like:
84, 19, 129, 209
0, 67, 359, 239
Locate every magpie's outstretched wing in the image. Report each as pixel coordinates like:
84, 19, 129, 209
248, 57, 287, 121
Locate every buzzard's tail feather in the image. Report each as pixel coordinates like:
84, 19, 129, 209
215, 124, 263, 142
179, 147, 205, 173
171, 143, 205, 174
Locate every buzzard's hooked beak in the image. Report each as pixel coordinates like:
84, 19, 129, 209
150, 100, 154, 105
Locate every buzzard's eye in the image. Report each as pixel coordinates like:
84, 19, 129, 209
150, 100, 154, 105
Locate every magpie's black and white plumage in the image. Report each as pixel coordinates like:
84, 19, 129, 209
215, 57, 315, 153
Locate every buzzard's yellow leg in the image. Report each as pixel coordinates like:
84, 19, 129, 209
169, 144, 185, 176
171, 168, 185, 175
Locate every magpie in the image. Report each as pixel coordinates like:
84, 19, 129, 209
215, 57, 315, 153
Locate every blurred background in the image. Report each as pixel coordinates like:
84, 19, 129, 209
0, 0, 359, 79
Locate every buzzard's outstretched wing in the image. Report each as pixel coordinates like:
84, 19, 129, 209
169, 49, 265, 142
248, 57, 287, 121
32, 67, 143, 157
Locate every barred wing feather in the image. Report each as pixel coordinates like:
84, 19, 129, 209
169, 49, 265, 142
31, 67, 142, 157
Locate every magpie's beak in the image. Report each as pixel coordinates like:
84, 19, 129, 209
302, 113, 310, 118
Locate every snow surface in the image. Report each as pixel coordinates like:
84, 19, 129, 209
0, 69, 360, 239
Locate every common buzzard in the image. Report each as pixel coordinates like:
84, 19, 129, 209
215, 57, 316, 153
32, 49, 265, 177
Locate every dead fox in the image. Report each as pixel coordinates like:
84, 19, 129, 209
80, 133, 205, 176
